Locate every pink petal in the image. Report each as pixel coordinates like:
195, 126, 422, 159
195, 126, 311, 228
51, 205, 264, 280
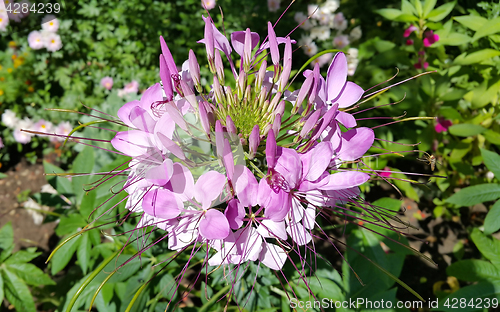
199, 209, 230, 240
194, 171, 226, 209
334, 81, 364, 108
257, 219, 287, 240
165, 163, 195, 200
234, 165, 259, 207
335, 111, 357, 128
142, 189, 182, 220
225, 199, 245, 230
326, 52, 347, 101
129, 106, 156, 133
145, 158, 174, 186
230, 30, 260, 57
301, 141, 333, 182
117, 100, 140, 128
320, 171, 370, 190
111, 130, 152, 157
258, 180, 291, 222
338, 127, 374, 161
139, 83, 163, 111
259, 243, 287, 270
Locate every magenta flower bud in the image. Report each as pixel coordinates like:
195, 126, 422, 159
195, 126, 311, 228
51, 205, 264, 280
237, 71, 247, 98
267, 22, 279, 66
159, 36, 178, 79
255, 60, 267, 90
403, 25, 417, 38
180, 80, 198, 110
275, 100, 285, 117
266, 128, 277, 169
272, 113, 281, 137
214, 49, 224, 83
243, 28, 252, 71
188, 49, 201, 89
293, 73, 313, 113
226, 115, 237, 135
299, 109, 321, 139
406, 39, 414, 45
213, 76, 225, 104
215, 120, 224, 158
278, 37, 292, 92
204, 18, 215, 71
199, 101, 212, 135
248, 124, 260, 159
308, 64, 321, 105
159, 55, 173, 101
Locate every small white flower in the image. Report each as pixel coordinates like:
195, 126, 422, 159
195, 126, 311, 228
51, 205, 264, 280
302, 41, 318, 57
267, 0, 280, 12
333, 12, 348, 31
322, 0, 340, 14
350, 26, 362, 42
0, 13, 8, 32
333, 35, 350, 49
486, 171, 495, 180
28, 30, 44, 49
13, 117, 34, 144
310, 26, 331, 41
294, 12, 312, 30
43, 32, 62, 52
41, 14, 59, 32
1, 109, 19, 128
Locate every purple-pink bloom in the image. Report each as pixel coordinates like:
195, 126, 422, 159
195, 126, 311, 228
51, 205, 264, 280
435, 117, 452, 133
100, 77, 113, 90
423, 30, 439, 47
403, 25, 417, 37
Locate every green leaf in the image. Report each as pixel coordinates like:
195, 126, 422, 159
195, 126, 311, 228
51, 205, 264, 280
4, 263, 55, 286
427, 2, 455, 22
0, 273, 3, 306
371, 197, 402, 217
471, 228, 500, 268
484, 130, 500, 145
395, 13, 419, 22
80, 189, 97, 218
55, 214, 87, 236
376, 8, 403, 20
454, 49, 500, 65
401, 0, 417, 15
448, 124, 486, 137
422, 0, 437, 18
470, 79, 500, 109
447, 259, 500, 281
4, 250, 41, 264
51, 235, 81, 275
77, 232, 91, 274
72, 146, 95, 204
481, 149, 500, 178
485, 201, 500, 235
412, 0, 423, 17
0, 222, 13, 250
454, 15, 488, 31
435, 280, 500, 311
43, 161, 73, 195
2, 268, 36, 312
472, 17, 500, 42
434, 33, 471, 46
446, 184, 500, 207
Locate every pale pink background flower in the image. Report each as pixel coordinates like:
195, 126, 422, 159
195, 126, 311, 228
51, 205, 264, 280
100, 77, 114, 90
18, 0, 31, 18
118, 80, 139, 97
0, 13, 8, 32
294, 12, 312, 30
43, 32, 63, 52
333, 35, 349, 49
33, 119, 54, 135
333, 12, 347, 31
1, 109, 19, 128
13, 117, 33, 144
41, 14, 59, 32
28, 31, 44, 49
267, 0, 280, 12
201, 0, 216, 10
0, 137, 4, 149
53, 121, 72, 142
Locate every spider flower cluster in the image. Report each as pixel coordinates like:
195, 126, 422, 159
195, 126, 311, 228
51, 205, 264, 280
109, 16, 375, 273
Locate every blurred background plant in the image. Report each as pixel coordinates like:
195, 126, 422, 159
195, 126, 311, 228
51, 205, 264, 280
0, 0, 499, 311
